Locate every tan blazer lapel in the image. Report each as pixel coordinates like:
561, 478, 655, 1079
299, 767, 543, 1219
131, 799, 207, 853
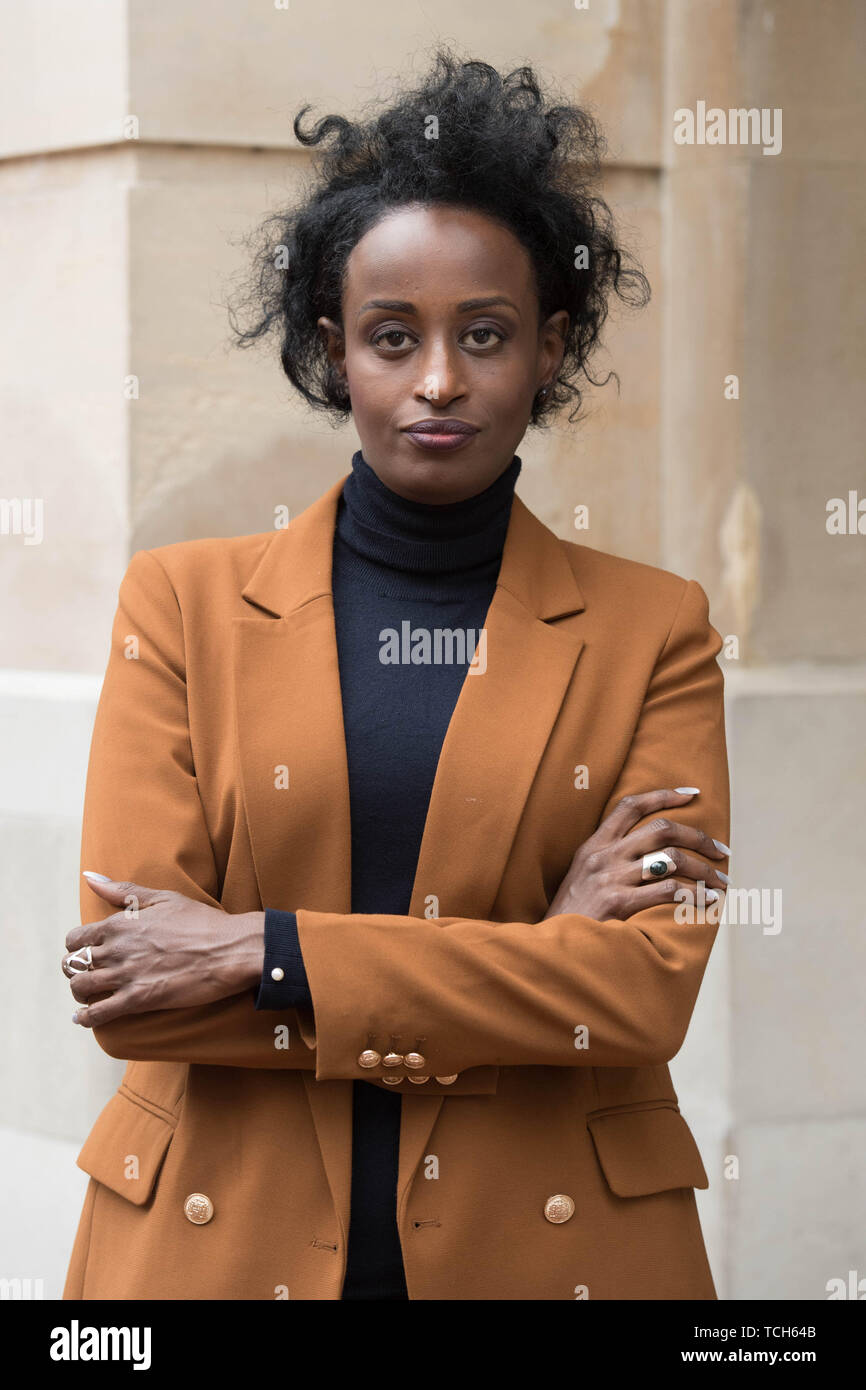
233, 476, 352, 918
233, 477, 355, 1247
399, 495, 586, 1210
407, 497, 586, 920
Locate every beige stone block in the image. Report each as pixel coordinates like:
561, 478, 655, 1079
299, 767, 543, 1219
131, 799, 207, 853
0, 1126, 90, 1299
741, 160, 866, 662
0, 151, 130, 672
0, 0, 127, 159
725, 679, 866, 1122
0, 808, 123, 1144
124, 147, 352, 547
125, 0, 661, 166
661, 162, 747, 606
517, 167, 663, 566
738, 0, 866, 166
728, 1117, 866, 1299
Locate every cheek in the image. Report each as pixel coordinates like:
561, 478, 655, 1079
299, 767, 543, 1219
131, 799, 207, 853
345, 352, 400, 410
481, 362, 535, 413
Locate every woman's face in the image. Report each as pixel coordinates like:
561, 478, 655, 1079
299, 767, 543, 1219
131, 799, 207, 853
318, 204, 568, 504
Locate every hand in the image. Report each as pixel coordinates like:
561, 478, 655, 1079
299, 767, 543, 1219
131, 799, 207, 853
543, 788, 729, 922
63, 876, 265, 1028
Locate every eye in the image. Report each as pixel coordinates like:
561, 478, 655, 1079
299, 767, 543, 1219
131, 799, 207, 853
460, 325, 506, 349
371, 327, 414, 350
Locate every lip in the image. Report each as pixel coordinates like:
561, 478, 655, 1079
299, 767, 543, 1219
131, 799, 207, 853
402, 418, 480, 452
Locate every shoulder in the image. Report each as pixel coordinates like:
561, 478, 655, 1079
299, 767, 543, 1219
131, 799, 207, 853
555, 535, 715, 648
110, 531, 280, 647
560, 535, 697, 607
139, 529, 275, 585
118, 530, 276, 606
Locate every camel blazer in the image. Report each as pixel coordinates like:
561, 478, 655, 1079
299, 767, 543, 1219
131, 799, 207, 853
64, 470, 730, 1301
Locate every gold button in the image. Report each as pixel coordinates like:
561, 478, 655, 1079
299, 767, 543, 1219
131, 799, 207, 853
407, 1075, 430, 1084
358, 1049, 381, 1068
435, 1074, 458, 1085
381, 1075, 403, 1085
382, 1051, 404, 1067
543, 1194, 575, 1224
184, 1193, 214, 1225
404, 1051, 426, 1069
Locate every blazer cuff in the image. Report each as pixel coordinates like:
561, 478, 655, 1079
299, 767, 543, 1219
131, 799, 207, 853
255, 909, 313, 1010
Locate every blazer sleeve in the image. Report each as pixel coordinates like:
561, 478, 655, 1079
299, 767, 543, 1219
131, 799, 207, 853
293, 576, 731, 1080
79, 548, 317, 1069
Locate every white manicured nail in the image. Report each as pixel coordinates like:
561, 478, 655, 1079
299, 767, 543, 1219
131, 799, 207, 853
82, 871, 112, 882
675, 787, 700, 794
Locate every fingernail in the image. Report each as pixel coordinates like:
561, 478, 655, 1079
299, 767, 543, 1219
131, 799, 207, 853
712, 839, 731, 855
706, 890, 719, 902
72, 1012, 79, 1024
675, 787, 700, 795
716, 870, 730, 884
82, 871, 112, 882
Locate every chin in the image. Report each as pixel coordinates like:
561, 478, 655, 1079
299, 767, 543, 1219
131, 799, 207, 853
394, 465, 488, 505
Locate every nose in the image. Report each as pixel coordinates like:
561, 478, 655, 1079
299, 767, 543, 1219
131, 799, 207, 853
412, 336, 467, 408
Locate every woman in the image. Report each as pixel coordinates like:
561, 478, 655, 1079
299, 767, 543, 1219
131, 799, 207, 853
62, 52, 730, 1301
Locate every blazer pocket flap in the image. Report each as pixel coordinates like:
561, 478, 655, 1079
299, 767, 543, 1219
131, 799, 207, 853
587, 1103, 709, 1197
76, 1087, 176, 1206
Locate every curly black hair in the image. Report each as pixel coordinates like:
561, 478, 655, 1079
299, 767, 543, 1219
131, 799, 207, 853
229, 47, 650, 427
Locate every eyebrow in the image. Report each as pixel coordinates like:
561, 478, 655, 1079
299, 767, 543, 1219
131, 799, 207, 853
356, 295, 520, 319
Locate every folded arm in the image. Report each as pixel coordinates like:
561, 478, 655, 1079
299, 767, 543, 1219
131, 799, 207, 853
294, 578, 730, 1078
79, 553, 728, 1075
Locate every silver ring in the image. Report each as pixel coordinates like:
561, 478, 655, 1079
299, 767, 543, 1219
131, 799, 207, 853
641, 852, 676, 882
63, 945, 94, 978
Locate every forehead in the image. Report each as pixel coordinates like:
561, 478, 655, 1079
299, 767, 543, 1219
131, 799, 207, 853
344, 204, 536, 307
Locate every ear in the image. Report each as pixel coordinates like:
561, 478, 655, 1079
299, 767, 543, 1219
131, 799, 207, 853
538, 309, 569, 390
317, 316, 346, 375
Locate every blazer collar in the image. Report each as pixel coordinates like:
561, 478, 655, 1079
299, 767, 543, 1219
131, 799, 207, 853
240, 471, 585, 622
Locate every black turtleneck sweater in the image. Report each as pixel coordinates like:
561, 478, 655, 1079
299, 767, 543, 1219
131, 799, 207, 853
255, 447, 521, 1299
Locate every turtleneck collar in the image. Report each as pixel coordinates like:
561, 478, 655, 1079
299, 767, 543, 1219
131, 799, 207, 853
335, 448, 522, 580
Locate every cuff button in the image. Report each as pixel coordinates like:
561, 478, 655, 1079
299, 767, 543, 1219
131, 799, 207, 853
358, 1049, 381, 1068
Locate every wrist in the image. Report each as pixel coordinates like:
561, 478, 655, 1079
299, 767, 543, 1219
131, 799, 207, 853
232, 910, 266, 991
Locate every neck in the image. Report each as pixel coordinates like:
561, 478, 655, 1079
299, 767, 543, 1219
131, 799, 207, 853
336, 449, 522, 579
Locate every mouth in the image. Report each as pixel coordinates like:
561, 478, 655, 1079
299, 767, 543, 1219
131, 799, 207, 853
401, 418, 480, 453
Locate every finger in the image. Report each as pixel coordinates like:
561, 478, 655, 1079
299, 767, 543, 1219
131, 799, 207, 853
60, 940, 111, 979
622, 843, 729, 889
623, 817, 727, 862
68, 966, 119, 1003
72, 989, 136, 1029
617, 877, 722, 917
65, 919, 110, 953
80, 875, 157, 915
593, 789, 701, 848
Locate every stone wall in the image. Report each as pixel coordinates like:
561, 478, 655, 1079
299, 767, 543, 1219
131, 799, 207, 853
1, 0, 862, 1300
